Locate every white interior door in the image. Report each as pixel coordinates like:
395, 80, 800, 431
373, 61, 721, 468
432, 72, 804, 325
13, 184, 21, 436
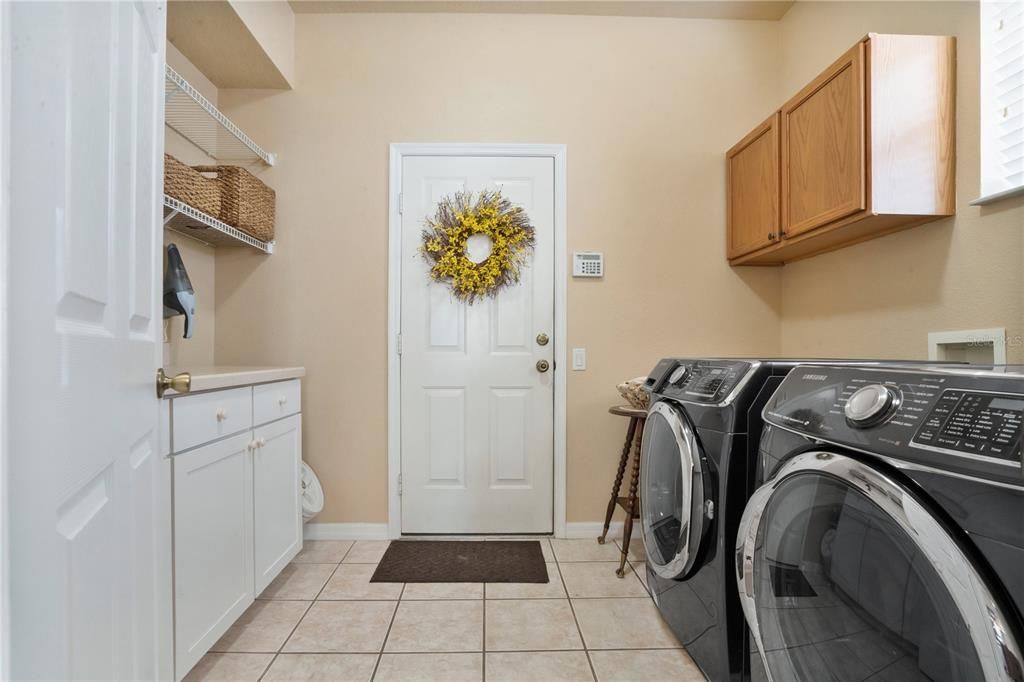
400, 155, 555, 534
6, 2, 170, 679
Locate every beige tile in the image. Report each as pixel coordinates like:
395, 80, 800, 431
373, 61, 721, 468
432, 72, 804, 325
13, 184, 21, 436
551, 539, 623, 562
614, 537, 646, 563
260, 563, 335, 600
262, 653, 377, 681
292, 540, 354, 564
343, 540, 390, 564
486, 651, 594, 681
319, 563, 404, 600
485, 599, 583, 651
210, 600, 310, 653
384, 600, 483, 653
183, 653, 273, 681
375, 653, 483, 681
401, 582, 483, 600
284, 601, 396, 653
487, 537, 554, 562
572, 598, 681, 650
559, 562, 648, 599
486, 563, 566, 599
589, 649, 706, 681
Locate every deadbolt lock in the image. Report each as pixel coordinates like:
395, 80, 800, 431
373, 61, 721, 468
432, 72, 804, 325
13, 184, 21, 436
536, 333, 550, 346
536, 359, 551, 373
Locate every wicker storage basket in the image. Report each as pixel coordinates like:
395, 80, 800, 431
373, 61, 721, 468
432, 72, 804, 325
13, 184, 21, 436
617, 376, 650, 411
164, 154, 221, 218
194, 165, 275, 241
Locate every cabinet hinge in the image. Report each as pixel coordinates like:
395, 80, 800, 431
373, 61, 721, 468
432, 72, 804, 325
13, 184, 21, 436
398, 192, 404, 215
396, 333, 402, 355
397, 473, 403, 496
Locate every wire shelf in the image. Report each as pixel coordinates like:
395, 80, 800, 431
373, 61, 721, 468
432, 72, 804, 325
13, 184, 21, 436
163, 195, 274, 254
165, 65, 275, 166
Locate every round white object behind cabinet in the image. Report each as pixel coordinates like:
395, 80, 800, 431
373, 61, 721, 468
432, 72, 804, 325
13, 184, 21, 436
301, 461, 325, 523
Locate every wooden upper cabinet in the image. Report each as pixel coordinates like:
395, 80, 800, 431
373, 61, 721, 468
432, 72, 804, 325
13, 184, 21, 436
782, 43, 865, 238
727, 34, 955, 266
727, 113, 780, 259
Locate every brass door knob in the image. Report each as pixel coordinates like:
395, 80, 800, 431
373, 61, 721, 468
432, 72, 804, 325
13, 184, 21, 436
536, 333, 550, 346
536, 359, 550, 373
156, 368, 192, 398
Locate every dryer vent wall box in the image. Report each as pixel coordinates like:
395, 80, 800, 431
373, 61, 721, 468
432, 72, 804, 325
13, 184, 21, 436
573, 252, 604, 277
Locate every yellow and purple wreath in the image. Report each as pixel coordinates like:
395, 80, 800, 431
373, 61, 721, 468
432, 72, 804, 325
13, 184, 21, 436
419, 189, 536, 303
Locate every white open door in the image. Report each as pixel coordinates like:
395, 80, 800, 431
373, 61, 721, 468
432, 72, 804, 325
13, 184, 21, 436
5, 2, 171, 679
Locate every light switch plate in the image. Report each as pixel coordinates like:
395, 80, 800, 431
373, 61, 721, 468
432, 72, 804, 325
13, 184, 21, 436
572, 348, 587, 370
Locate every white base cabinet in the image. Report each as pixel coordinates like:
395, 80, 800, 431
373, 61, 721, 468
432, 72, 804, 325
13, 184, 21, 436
167, 379, 303, 680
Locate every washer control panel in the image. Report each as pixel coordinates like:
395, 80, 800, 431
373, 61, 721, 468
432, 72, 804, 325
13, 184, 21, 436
913, 390, 1024, 462
764, 365, 1024, 481
646, 359, 752, 404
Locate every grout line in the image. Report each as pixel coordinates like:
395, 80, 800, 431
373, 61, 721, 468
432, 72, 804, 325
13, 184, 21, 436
557, 551, 597, 681
257, 543, 357, 681
482, 590, 487, 678
370, 583, 404, 680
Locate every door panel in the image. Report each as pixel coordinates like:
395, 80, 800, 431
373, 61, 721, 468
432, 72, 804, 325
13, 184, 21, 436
174, 433, 254, 678
254, 415, 302, 594
727, 113, 780, 259
782, 43, 866, 238
400, 155, 555, 534
7, 2, 169, 679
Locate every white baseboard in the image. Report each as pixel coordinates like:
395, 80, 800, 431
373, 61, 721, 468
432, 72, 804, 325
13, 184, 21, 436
303, 522, 390, 541
305, 521, 626, 541
563, 521, 625, 539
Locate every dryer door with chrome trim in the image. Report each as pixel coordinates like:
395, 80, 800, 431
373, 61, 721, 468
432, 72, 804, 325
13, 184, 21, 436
736, 451, 1023, 682
640, 401, 711, 581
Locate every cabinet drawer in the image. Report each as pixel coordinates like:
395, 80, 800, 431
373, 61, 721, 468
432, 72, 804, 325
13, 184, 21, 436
173, 387, 253, 452
254, 379, 301, 425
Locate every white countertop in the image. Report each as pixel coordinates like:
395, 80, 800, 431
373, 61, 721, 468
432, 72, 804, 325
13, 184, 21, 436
163, 365, 306, 396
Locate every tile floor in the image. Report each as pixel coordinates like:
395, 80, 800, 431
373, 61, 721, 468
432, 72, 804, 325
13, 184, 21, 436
185, 538, 707, 681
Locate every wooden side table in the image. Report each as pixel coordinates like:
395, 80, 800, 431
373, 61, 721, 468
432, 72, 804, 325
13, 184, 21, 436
598, 405, 647, 578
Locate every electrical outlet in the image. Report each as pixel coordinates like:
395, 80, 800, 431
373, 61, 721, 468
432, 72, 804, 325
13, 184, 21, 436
572, 348, 587, 370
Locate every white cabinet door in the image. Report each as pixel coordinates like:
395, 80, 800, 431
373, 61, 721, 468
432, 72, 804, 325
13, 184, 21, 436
253, 415, 303, 594
6, 2, 170, 678
173, 433, 254, 679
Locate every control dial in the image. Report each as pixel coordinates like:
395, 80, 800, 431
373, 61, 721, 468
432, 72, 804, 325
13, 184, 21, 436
844, 384, 900, 427
668, 366, 688, 385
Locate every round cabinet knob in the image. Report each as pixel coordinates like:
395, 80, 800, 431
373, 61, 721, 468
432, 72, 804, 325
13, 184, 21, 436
845, 384, 898, 427
279, 396, 288, 405
215, 408, 228, 422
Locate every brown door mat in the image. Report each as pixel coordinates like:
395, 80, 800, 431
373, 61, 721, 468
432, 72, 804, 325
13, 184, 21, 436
370, 540, 548, 583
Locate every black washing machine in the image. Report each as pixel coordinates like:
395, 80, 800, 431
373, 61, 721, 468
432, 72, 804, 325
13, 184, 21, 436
737, 364, 1024, 681
639, 358, 939, 682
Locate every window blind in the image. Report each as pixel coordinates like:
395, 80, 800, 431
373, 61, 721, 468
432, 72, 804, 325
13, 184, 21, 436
979, 0, 1024, 203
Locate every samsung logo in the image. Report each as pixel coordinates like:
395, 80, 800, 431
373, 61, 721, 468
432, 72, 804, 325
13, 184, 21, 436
801, 373, 829, 381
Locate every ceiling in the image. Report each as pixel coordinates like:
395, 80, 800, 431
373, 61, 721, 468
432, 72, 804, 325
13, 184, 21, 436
287, 0, 796, 21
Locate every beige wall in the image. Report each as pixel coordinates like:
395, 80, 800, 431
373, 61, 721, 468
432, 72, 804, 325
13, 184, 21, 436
164, 43, 219, 369
213, 2, 1020, 527
775, 2, 1024, 362
215, 12, 783, 524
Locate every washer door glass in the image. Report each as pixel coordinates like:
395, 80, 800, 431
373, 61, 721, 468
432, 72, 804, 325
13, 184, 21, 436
738, 455, 1009, 682
640, 402, 706, 580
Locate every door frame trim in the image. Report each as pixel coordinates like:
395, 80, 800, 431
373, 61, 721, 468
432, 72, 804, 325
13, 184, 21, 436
386, 143, 568, 539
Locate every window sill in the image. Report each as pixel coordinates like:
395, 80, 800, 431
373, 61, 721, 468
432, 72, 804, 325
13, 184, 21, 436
971, 185, 1024, 206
